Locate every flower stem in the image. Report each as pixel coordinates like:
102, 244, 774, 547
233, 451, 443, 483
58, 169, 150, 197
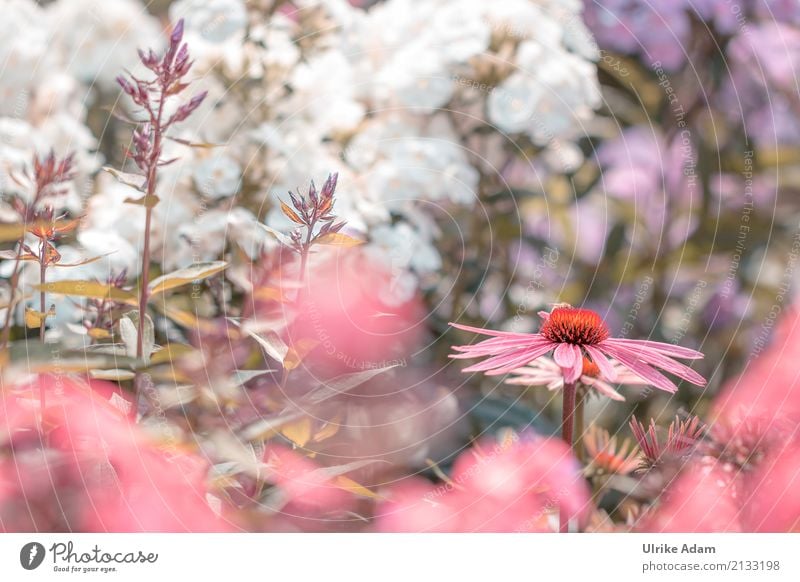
38, 244, 48, 414
561, 381, 577, 448
560, 381, 577, 533
134, 84, 165, 415
575, 391, 586, 463
39, 246, 47, 343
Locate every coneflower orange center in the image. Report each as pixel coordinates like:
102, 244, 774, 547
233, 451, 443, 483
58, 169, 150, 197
581, 357, 601, 378
540, 307, 609, 345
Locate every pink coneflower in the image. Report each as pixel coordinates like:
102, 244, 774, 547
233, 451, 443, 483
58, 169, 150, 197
506, 356, 648, 401
450, 305, 706, 533
450, 306, 706, 393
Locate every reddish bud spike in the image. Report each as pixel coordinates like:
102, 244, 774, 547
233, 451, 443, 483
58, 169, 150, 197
171, 19, 185, 47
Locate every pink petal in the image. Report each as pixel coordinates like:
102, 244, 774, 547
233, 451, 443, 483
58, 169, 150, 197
462, 344, 555, 376
583, 377, 626, 401
563, 349, 584, 383
583, 345, 618, 382
553, 343, 578, 368
603, 341, 706, 387
449, 322, 537, 339
600, 344, 678, 393
604, 338, 704, 360
452, 335, 552, 357
484, 345, 556, 376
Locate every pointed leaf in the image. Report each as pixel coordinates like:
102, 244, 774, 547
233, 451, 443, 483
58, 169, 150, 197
119, 312, 154, 364
102, 166, 146, 191
0, 223, 25, 242
33, 280, 136, 304
283, 338, 319, 371
302, 364, 399, 406
242, 326, 289, 364
89, 369, 136, 381
257, 223, 296, 250
280, 201, 304, 225
238, 411, 304, 442
148, 261, 228, 296
124, 194, 160, 208
166, 136, 224, 149
280, 417, 312, 448
315, 232, 364, 247
25, 308, 50, 328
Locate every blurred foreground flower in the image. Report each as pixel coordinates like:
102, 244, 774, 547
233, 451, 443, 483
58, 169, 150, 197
376, 435, 590, 532
639, 440, 800, 533
0, 375, 228, 532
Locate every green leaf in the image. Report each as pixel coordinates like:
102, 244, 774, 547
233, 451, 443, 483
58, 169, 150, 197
89, 369, 136, 381
257, 223, 296, 250
5, 341, 139, 374
0, 224, 25, 242
124, 194, 160, 208
102, 167, 146, 191
240, 326, 289, 364
299, 364, 399, 407
314, 232, 363, 247
166, 136, 224, 149
238, 411, 304, 442
119, 312, 154, 364
148, 261, 228, 296
33, 280, 137, 304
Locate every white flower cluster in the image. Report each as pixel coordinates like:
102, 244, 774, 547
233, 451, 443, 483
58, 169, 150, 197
164, 0, 601, 302
1, 0, 601, 328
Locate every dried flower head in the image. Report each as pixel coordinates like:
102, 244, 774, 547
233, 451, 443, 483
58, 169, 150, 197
583, 424, 641, 476
629, 415, 705, 470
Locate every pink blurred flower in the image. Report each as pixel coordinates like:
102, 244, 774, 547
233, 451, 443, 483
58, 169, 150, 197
450, 306, 705, 393
285, 252, 424, 375
741, 441, 800, 532
639, 460, 744, 532
640, 436, 800, 532
506, 355, 648, 401
714, 307, 800, 428
0, 375, 229, 532
262, 445, 351, 514
376, 435, 591, 532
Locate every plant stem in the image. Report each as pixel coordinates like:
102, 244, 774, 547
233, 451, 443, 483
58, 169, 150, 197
134, 84, 165, 412
136, 206, 153, 361
298, 222, 315, 287
561, 381, 577, 448
575, 391, 586, 463
39, 246, 47, 343
37, 243, 48, 414
559, 381, 577, 533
